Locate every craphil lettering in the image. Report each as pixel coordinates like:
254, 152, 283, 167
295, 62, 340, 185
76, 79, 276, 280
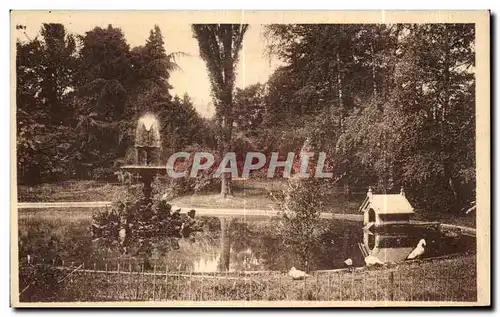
165, 152, 334, 179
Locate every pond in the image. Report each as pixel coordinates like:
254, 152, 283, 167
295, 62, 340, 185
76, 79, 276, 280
182, 217, 475, 272
18, 214, 475, 272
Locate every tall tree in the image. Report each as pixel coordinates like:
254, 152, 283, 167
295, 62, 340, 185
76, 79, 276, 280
391, 24, 475, 211
233, 83, 266, 135
38, 23, 77, 125
337, 24, 475, 212
16, 23, 78, 184
191, 24, 249, 197
128, 25, 179, 116
73, 25, 132, 179
158, 93, 208, 156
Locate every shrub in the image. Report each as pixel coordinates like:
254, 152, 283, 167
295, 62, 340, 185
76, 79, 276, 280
91, 194, 203, 266
274, 178, 330, 272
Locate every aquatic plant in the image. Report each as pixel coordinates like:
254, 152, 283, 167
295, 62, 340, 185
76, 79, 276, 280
275, 178, 329, 272
91, 198, 202, 266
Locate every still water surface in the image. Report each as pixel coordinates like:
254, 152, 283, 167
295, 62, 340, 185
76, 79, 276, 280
19, 214, 474, 272
170, 217, 475, 272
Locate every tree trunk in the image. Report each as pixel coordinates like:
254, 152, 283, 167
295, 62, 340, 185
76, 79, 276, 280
370, 37, 378, 100
336, 51, 344, 130
221, 173, 232, 197
344, 183, 351, 212
219, 26, 235, 198
441, 26, 457, 210
219, 116, 233, 197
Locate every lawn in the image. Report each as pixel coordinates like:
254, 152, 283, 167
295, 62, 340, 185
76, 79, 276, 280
17, 180, 124, 203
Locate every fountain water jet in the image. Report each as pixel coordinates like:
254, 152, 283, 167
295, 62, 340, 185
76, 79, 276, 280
135, 113, 161, 166
121, 113, 166, 202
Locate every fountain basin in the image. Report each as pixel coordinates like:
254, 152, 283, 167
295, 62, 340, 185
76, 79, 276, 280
120, 165, 166, 174
120, 165, 167, 201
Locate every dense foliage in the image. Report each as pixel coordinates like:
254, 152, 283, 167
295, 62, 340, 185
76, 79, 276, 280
260, 24, 476, 214
91, 199, 201, 260
275, 178, 330, 271
16, 23, 210, 184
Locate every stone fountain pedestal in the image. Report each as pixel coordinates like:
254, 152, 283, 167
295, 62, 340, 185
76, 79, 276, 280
120, 165, 166, 202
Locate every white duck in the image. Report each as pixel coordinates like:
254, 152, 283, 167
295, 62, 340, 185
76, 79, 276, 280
288, 267, 310, 280
407, 239, 426, 260
364, 255, 384, 266
344, 258, 353, 267
118, 228, 126, 244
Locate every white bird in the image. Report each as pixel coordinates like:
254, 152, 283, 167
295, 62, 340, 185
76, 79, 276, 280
407, 239, 426, 260
344, 258, 353, 267
288, 267, 309, 280
118, 228, 126, 244
364, 255, 384, 266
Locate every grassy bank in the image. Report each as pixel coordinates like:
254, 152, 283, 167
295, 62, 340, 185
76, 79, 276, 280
18, 254, 476, 302
17, 179, 368, 213
17, 180, 124, 203
414, 211, 476, 229
17, 179, 475, 228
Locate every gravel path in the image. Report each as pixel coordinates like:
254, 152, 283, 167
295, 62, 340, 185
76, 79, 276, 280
16, 201, 363, 221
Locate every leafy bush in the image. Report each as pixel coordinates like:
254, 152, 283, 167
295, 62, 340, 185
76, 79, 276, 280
91, 194, 203, 265
274, 178, 330, 272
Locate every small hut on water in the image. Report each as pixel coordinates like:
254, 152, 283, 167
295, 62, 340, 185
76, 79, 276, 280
359, 187, 415, 227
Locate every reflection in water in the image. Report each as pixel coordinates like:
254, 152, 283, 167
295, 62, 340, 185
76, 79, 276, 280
135, 218, 476, 273
191, 218, 264, 273
231, 248, 261, 271
218, 218, 231, 271
363, 230, 415, 263
192, 254, 220, 272
30, 216, 475, 274
184, 218, 475, 272
191, 247, 263, 273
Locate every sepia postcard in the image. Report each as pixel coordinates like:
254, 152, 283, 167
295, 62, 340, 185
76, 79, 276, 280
10, 10, 490, 307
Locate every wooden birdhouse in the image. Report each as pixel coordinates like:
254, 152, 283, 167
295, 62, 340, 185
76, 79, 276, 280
359, 187, 414, 227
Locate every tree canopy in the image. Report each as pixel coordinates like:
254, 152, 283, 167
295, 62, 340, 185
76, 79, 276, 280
16, 23, 210, 184
262, 24, 475, 213
191, 24, 249, 197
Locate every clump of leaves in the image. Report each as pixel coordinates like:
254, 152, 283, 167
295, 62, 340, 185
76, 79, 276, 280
274, 178, 330, 272
164, 147, 221, 198
91, 207, 121, 248
91, 197, 202, 262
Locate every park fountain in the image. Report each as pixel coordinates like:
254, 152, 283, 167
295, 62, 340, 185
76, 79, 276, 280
121, 113, 166, 202
91, 112, 202, 266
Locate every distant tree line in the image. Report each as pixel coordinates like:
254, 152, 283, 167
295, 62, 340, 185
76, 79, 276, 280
16, 23, 213, 184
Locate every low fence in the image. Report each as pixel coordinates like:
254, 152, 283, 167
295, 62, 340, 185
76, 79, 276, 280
18, 255, 477, 303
